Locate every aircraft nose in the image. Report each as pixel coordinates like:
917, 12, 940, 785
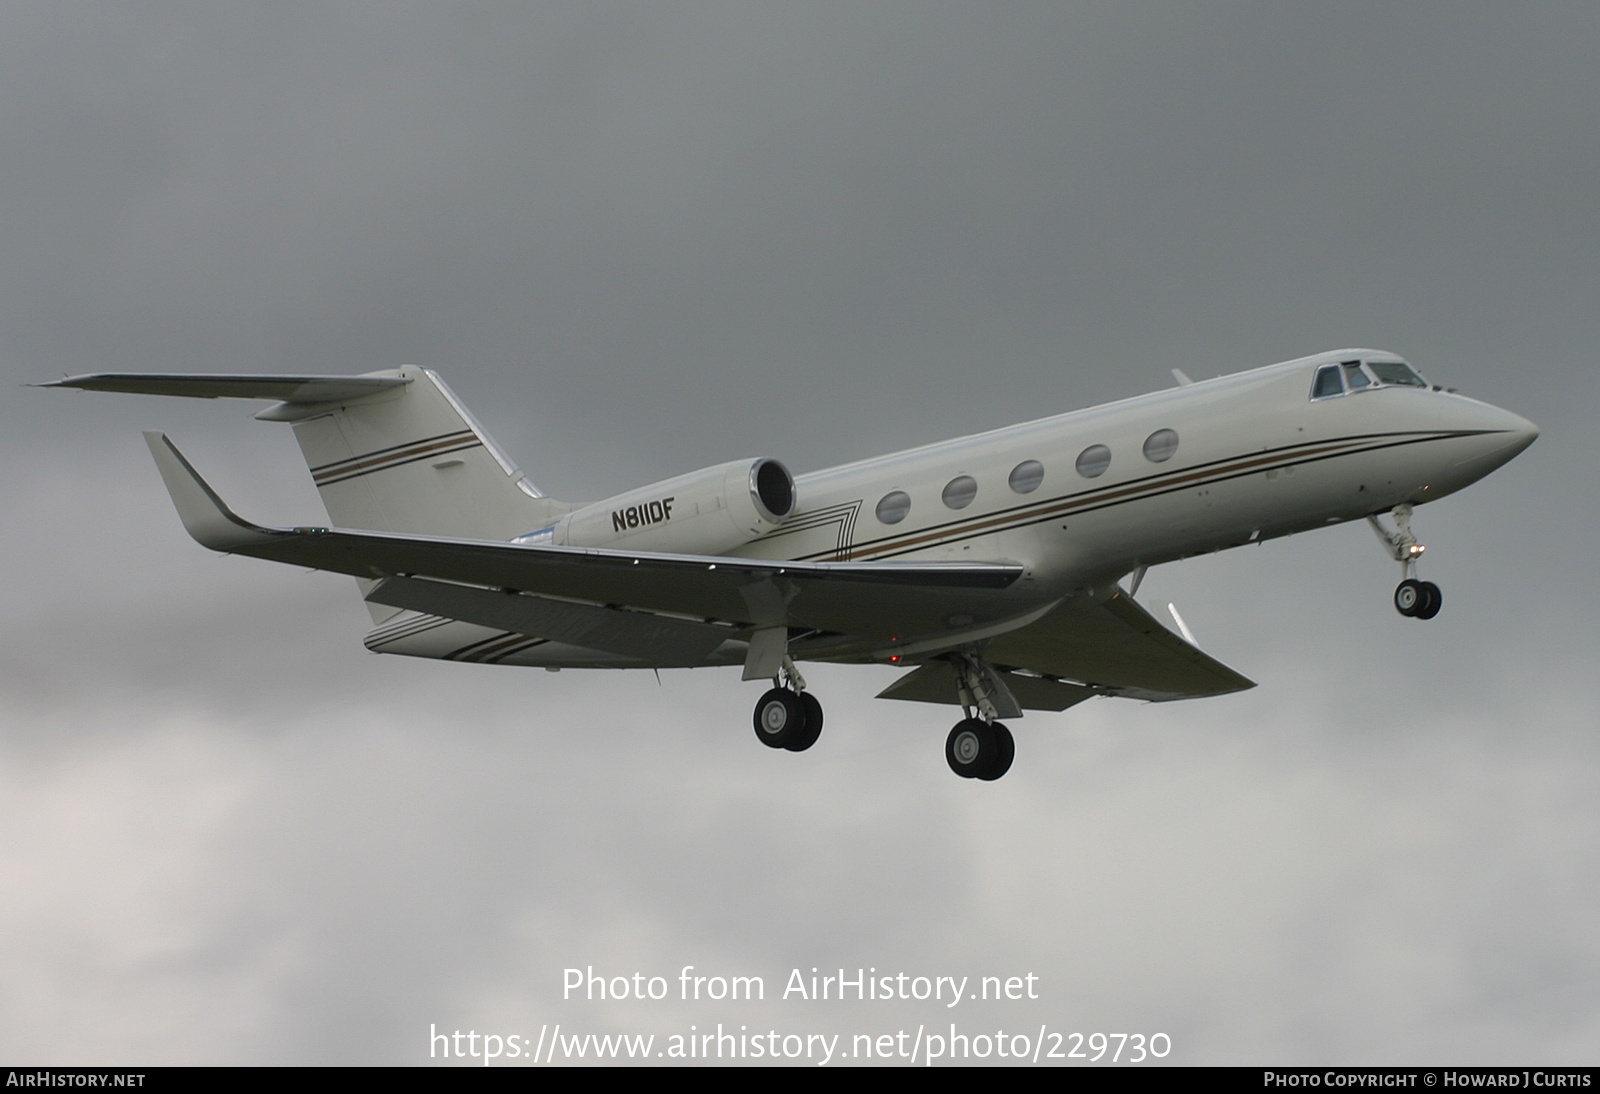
1445, 398, 1539, 482
1488, 405, 1540, 459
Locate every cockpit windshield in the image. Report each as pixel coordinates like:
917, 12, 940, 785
1310, 359, 1430, 399
1366, 361, 1428, 387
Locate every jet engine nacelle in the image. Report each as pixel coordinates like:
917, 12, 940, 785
516, 458, 796, 555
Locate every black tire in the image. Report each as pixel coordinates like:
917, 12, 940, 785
753, 688, 804, 749
1394, 579, 1424, 617
785, 692, 824, 752
1416, 581, 1442, 620
946, 718, 997, 779
976, 723, 1015, 781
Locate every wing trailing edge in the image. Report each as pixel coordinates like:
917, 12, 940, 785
877, 661, 1099, 712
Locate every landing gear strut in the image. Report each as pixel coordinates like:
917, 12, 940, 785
1369, 504, 1441, 620
751, 656, 822, 752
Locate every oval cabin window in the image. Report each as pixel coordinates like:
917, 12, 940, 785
941, 475, 978, 510
1142, 429, 1179, 463
875, 490, 912, 525
1008, 460, 1044, 494
1075, 444, 1112, 479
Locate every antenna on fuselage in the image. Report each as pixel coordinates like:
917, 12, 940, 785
1171, 368, 1195, 387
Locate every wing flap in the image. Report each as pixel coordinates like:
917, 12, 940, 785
877, 661, 1098, 712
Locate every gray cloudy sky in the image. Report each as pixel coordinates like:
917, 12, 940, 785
3, 2, 1597, 1066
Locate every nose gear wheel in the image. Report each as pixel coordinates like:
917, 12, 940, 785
1394, 579, 1441, 619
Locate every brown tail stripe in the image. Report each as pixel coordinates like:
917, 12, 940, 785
312, 432, 482, 486
310, 430, 477, 474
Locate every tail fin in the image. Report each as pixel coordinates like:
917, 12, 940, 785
43, 367, 569, 539
271, 366, 568, 539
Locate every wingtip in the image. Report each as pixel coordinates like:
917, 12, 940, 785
142, 432, 275, 551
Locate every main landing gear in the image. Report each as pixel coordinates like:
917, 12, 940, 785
946, 719, 1014, 781
1369, 503, 1441, 620
751, 658, 822, 752
944, 652, 1018, 781
749, 649, 1021, 781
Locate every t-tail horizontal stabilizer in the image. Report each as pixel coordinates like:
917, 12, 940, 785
42, 372, 411, 403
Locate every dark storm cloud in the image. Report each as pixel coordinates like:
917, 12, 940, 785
1, 2, 1596, 1064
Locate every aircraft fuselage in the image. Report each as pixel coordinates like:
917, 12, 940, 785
746, 349, 1536, 600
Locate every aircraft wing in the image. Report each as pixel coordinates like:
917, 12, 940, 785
981, 591, 1255, 700
142, 432, 1030, 646
874, 591, 1253, 710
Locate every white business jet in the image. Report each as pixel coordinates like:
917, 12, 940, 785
42, 350, 1536, 780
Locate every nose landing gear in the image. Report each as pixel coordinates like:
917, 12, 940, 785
1369, 504, 1441, 620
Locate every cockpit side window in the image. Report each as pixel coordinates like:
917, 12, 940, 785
1341, 361, 1371, 390
1368, 361, 1428, 388
1311, 365, 1344, 399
